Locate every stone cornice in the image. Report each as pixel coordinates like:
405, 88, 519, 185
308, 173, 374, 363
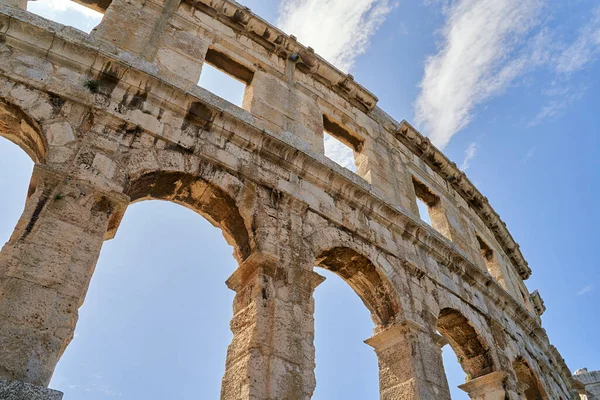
187, 0, 379, 113
396, 120, 532, 280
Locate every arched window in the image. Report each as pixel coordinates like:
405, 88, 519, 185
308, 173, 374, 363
49, 195, 241, 398
513, 357, 548, 400
313, 246, 401, 398
437, 308, 494, 397
313, 269, 378, 399
441, 342, 471, 399
0, 99, 42, 247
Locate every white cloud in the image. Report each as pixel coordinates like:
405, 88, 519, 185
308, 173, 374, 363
27, 0, 102, 33
460, 142, 477, 171
577, 285, 595, 296
415, 0, 545, 149
277, 0, 395, 72
556, 8, 600, 74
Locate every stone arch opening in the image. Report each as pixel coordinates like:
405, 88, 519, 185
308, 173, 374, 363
0, 99, 47, 164
0, 137, 35, 246
0, 100, 40, 247
513, 357, 548, 400
125, 171, 252, 263
51, 200, 239, 399
315, 246, 401, 328
312, 269, 379, 399
437, 308, 494, 381
312, 247, 399, 399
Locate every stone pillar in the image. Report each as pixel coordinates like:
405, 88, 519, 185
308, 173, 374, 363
458, 371, 508, 400
365, 321, 452, 400
220, 252, 324, 400
0, 165, 127, 394
244, 68, 324, 153
1, 0, 27, 10
91, 0, 208, 88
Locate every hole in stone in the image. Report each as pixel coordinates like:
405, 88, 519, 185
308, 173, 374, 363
416, 197, 431, 225
27, 0, 103, 34
323, 131, 357, 173
198, 49, 253, 108
198, 63, 247, 108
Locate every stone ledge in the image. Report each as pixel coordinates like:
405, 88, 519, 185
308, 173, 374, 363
0, 380, 63, 400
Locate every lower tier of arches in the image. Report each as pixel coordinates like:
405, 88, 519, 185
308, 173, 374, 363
0, 160, 575, 399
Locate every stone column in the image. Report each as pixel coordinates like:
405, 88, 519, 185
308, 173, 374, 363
0, 165, 127, 396
220, 252, 324, 400
92, 0, 209, 88
458, 371, 509, 400
244, 68, 325, 154
365, 321, 452, 400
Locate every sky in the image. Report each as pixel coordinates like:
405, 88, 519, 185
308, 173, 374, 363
1, 0, 599, 398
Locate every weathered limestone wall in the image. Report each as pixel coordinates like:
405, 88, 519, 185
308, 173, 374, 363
0, 0, 583, 399
574, 369, 600, 399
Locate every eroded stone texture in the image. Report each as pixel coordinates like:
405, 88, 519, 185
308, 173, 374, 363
0, 0, 587, 399
0, 380, 63, 400
574, 369, 600, 400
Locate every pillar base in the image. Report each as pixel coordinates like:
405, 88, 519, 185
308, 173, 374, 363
0, 380, 63, 400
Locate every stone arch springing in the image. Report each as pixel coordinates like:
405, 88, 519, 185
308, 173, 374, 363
125, 170, 253, 263
315, 246, 401, 327
513, 356, 548, 400
437, 308, 494, 380
0, 98, 47, 163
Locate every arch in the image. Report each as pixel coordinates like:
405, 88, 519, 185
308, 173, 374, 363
125, 171, 252, 262
0, 98, 47, 163
315, 246, 401, 327
437, 308, 494, 380
513, 356, 548, 400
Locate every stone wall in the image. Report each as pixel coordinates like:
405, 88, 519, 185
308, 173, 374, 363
0, 0, 582, 398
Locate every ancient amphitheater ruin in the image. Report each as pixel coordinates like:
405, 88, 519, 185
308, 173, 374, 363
0, 0, 597, 398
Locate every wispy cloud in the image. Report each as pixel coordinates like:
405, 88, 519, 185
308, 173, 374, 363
577, 285, 595, 296
277, 0, 395, 72
415, 0, 545, 149
529, 81, 588, 126
556, 8, 600, 74
460, 142, 477, 171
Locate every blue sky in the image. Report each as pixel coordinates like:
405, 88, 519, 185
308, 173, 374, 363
1, 0, 599, 398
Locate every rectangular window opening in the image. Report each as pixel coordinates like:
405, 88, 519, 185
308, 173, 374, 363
476, 235, 494, 263
412, 177, 440, 226
416, 197, 432, 225
27, 0, 104, 34
476, 234, 506, 289
198, 49, 253, 108
322, 115, 363, 173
